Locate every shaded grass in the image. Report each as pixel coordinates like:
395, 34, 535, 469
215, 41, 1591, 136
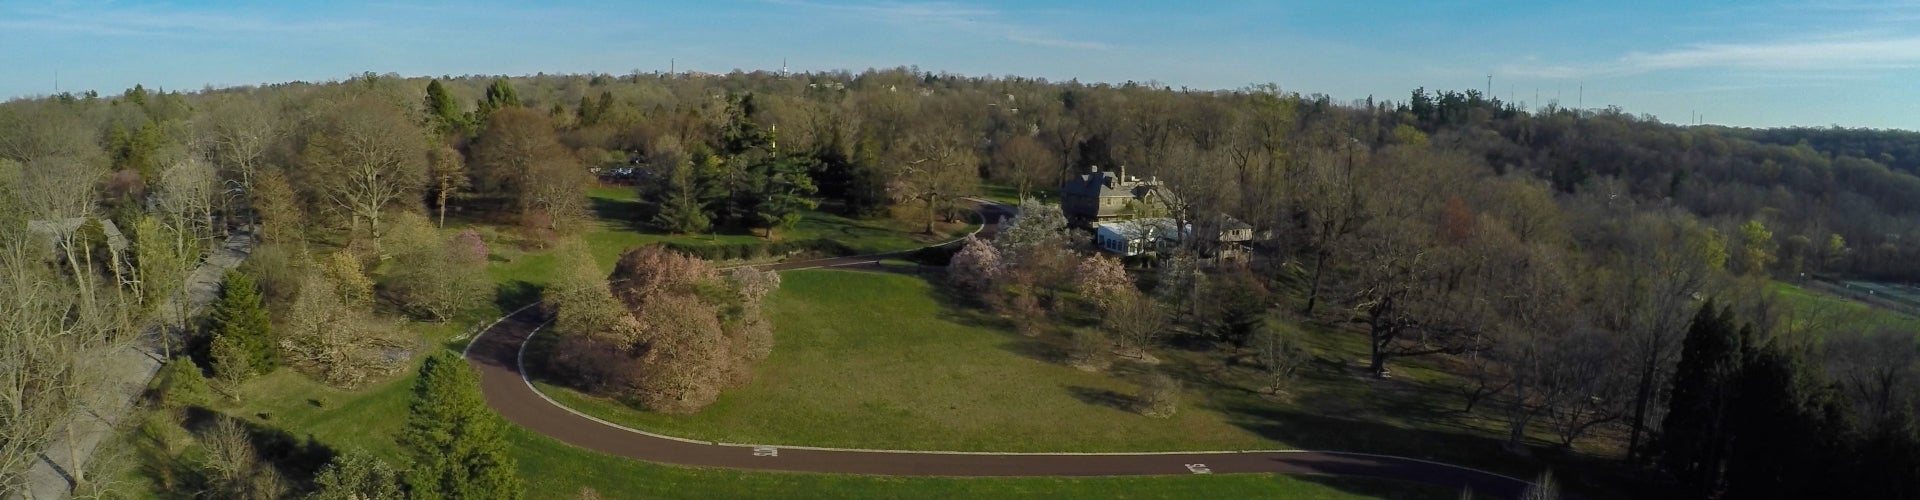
511, 424, 1458, 500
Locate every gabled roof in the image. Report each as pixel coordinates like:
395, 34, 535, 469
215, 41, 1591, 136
1061, 171, 1138, 198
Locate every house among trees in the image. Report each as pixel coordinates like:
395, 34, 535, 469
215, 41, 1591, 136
1093, 214, 1254, 259
1060, 165, 1165, 227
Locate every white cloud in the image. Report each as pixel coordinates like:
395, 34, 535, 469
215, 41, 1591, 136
768, 0, 1112, 50
1501, 32, 1920, 78
0, 3, 366, 38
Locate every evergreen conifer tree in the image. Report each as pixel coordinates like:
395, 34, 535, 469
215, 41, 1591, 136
652, 157, 712, 234
1657, 301, 1743, 496
208, 270, 275, 381
750, 154, 818, 238
398, 352, 523, 499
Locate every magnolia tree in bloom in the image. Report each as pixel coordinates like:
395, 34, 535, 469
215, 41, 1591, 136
947, 235, 1002, 294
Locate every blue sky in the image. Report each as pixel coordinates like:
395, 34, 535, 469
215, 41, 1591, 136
4, 0, 1919, 130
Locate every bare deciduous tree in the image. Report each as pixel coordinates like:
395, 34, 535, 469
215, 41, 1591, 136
200, 95, 281, 191
280, 273, 407, 388
890, 127, 979, 234
1105, 290, 1169, 360
302, 95, 428, 238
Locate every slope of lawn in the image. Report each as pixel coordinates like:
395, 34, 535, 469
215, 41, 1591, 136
106, 294, 1452, 500
534, 268, 1649, 494
535, 269, 1279, 453
1769, 280, 1920, 332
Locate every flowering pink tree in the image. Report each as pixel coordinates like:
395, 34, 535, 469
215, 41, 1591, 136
1074, 255, 1132, 310
450, 229, 489, 264
947, 235, 1002, 294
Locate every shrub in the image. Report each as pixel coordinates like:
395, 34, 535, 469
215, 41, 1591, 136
152, 357, 211, 409
1138, 371, 1181, 418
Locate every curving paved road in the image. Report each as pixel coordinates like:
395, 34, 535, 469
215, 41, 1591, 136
461, 199, 1532, 498
464, 311, 1529, 497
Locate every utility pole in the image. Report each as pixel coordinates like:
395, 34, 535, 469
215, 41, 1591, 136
1486, 74, 1492, 97
1578, 82, 1584, 110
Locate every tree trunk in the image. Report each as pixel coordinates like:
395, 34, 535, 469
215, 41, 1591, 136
1507, 411, 1535, 453
1303, 250, 1328, 315
437, 186, 449, 228
925, 196, 938, 234
1626, 358, 1656, 465
1368, 331, 1389, 378
66, 397, 83, 488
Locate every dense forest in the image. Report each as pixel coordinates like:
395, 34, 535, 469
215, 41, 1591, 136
3, 67, 1919, 498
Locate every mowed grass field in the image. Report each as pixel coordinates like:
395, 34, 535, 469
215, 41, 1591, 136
109, 277, 1453, 500
1768, 280, 1920, 332
531, 269, 1601, 487
537, 269, 1277, 453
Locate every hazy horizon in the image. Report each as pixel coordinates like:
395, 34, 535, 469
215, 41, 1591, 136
6, 0, 1918, 131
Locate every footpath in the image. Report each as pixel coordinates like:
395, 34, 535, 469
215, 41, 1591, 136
19, 229, 255, 500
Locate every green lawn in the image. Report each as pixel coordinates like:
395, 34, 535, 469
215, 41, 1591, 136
980, 183, 1062, 206
1768, 280, 1920, 333
536, 269, 1276, 453
513, 425, 1458, 500
107, 306, 1453, 499
533, 269, 1633, 491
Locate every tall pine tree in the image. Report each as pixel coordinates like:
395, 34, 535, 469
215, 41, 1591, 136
1657, 301, 1743, 496
399, 352, 523, 499
424, 79, 464, 135
751, 154, 818, 239
1723, 342, 1854, 500
208, 270, 275, 381
471, 78, 522, 128
652, 156, 712, 234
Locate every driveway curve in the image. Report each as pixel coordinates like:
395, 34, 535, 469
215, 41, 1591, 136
461, 199, 1532, 498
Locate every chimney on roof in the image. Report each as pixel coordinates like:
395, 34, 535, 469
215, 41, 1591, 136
1118, 165, 1126, 183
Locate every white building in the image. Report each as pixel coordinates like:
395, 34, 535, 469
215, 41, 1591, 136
1094, 218, 1178, 257
1093, 214, 1256, 259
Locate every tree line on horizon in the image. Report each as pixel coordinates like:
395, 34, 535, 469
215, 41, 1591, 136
3, 66, 1919, 497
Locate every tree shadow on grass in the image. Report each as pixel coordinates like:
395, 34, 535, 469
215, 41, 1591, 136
1201, 396, 1662, 499
1294, 474, 1474, 500
494, 280, 540, 312
590, 193, 648, 232
172, 406, 339, 490
995, 337, 1063, 365
1063, 385, 1139, 413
